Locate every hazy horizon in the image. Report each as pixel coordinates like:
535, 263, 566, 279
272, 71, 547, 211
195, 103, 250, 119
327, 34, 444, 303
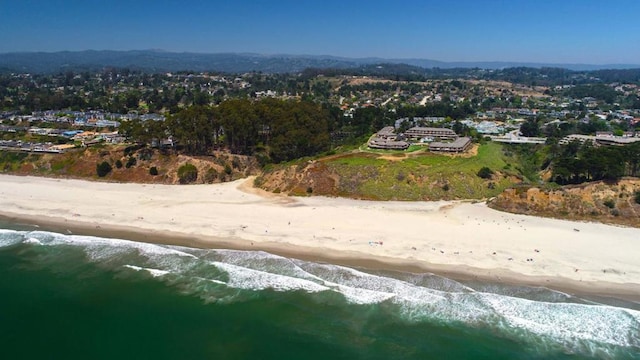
2, 49, 640, 68
1, 0, 639, 65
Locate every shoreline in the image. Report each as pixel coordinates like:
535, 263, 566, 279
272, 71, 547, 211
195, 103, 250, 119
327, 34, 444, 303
1, 174, 639, 302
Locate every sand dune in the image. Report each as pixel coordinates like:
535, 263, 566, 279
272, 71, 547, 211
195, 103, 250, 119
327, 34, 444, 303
1, 174, 638, 298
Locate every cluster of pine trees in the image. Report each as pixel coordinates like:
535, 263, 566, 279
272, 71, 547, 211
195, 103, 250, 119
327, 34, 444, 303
120, 98, 335, 164
551, 141, 640, 184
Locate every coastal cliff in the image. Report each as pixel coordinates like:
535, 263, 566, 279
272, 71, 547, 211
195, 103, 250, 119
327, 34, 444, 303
0, 146, 260, 184
488, 179, 640, 227
255, 143, 521, 200
3, 144, 640, 227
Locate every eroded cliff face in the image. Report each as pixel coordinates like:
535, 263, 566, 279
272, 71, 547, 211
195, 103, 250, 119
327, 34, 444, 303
255, 161, 341, 197
488, 179, 640, 227
1, 146, 260, 185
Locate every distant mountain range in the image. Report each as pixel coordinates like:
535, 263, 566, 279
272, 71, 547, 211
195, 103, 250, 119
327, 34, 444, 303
0, 50, 638, 74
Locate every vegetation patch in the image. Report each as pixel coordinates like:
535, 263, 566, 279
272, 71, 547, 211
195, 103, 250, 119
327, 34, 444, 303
96, 161, 112, 177
177, 163, 198, 184
258, 142, 520, 200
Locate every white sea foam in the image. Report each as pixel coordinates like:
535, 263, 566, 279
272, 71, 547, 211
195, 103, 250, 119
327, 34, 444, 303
211, 261, 330, 293
0, 229, 25, 247
23, 237, 42, 245
123, 264, 170, 278
2, 227, 639, 354
479, 292, 640, 348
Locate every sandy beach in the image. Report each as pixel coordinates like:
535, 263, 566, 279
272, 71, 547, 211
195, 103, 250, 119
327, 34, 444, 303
1, 174, 639, 299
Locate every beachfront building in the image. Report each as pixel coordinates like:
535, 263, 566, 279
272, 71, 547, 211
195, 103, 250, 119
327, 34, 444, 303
368, 137, 410, 150
375, 126, 398, 140
429, 137, 472, 153
367, 126, 410, 150
368, 125, 472, 152
405, 127, 457, 141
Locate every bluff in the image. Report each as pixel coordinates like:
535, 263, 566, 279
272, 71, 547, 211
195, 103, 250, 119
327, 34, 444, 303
488, 179, 640, 227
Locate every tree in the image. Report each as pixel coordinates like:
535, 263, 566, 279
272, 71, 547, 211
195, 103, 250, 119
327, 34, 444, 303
167, 105, 220, 155
519, 119, 540, 137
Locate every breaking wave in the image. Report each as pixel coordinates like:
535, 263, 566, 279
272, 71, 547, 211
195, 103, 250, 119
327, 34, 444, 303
1, 228, 638, 358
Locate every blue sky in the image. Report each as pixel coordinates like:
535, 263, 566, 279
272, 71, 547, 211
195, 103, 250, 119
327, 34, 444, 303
1, 0, 639, 64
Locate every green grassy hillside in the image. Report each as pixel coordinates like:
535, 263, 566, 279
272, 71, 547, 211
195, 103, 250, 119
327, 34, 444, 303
257, 142, 524, 200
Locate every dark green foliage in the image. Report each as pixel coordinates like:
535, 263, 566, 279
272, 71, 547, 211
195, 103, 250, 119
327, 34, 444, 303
125, 156, 137, 168
635, 191, 640, 205
203, 167, 218, 183
149, 166, 158, 176
159, 99, 331, 163
603, 199, 615, 209
138, 148, 153, 161
552, 142, 639, 184
96, 161, 112, 177
519, 119, 540, 137
255, 99, 331, 163
115, 159, 123, 169
477, 167, 494, 179
563, 84, 618, 104
224, 163, 232, 175
123, 144, 144, 156
166, 105, 219, 155
177, 163, 198, 184
0, 152, 28, 163
442, 184, 450, 192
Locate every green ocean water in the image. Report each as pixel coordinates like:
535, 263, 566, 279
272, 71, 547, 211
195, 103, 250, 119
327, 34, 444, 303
0, 226, 638, 360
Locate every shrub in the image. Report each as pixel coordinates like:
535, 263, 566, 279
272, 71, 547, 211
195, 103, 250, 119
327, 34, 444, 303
635, 191, 640, 204
204, 167, 218, 183
115, 159, 123, 169
125, 156, 137, 168
96, 161, 112, 177
603, 199, 616, 209
477, 166, 494, 179
138, 148, 153, 161
224, 163, 232, 175
149, 166, 158, 176
442, 183, 450, 191
177, 163, 198, 184
306, 186, 313, 194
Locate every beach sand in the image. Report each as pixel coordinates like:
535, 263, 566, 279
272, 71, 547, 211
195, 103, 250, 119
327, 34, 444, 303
1, 174, 639, 299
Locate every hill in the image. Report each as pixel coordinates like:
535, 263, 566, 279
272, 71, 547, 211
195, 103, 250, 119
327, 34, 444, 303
1, 50, 638, 74
255, 143, 523, 200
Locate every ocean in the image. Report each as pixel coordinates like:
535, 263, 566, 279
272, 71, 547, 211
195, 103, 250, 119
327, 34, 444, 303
0, 222, 638, 360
